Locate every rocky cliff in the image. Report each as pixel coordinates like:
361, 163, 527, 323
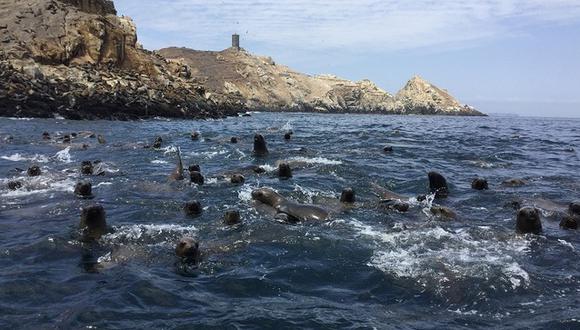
0, 0, 242, 119
159, 47, 483, 116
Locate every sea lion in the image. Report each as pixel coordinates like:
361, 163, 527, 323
382, 200, 410, 213
27, 165, 41, 177
278, 163, 292, 179
251, 188, 329, 222
74, 180, 92, 198
430, 205, 456, 219
570, 202, 580, 216
42, 132, 50, 140
97, 135, 106, 144
230, 174, 245, 184
63, 135, 71, 144
502, 178, 526, 187
152, 136, 162, 149
284, 132, 293, 140
190, 171, 204, 185
191, 131, 200, 141
370, 183, 412, 212
428, 171, 449, 198
80, 204, 107, 241
175, 237, 201, 263
224, 210, 241, 225
383, 145, 393, 153
516, 207, 542, 234
7, 180, 22, 190
340, 188, 356, 203
231, 137, 238, 144
81, 161, 94, 175
184, 201, 203, 216
253, 134, 268, 156
169, 147, 184, 181
472, 178, 489, 190
560, 215, 578, 230
189, 164, 201, 173
253, 166, 266, 174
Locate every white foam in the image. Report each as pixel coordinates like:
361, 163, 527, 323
288, 156, 342, 165
348, 219, 531, 293
1, 176, 75, 198
102, 224, 198, 244
293, 183, 337, 203
1, 153, 49, 163
54, 147, 72, 163
151, 160, 168, 164
281, 121, 293, 131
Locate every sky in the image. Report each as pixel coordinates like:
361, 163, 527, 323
114, 0, 580, 117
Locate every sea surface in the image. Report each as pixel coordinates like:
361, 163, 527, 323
0, 113, 579, 329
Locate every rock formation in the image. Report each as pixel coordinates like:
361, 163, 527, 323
159, 47, 484, 116
0, 0, 483, 119
0, 0, 242, 119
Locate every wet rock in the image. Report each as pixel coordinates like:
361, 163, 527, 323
184, 201, 202, 216
516, 207, 542, 234
190, 171, 204, 185
74, 180, 92, 197
428, 171, 448, 198
27, 165, 41, 177
224, 210, 241, 225
278, 163, 292, 179
230, 174, 245, 184
340, 188, 356, 203
471, 178, 489, 190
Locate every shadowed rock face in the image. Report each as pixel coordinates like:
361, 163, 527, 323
0, 0, 242, 119
158, 47, 484, 116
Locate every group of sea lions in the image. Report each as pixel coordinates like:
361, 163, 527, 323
4, 128, 579, 269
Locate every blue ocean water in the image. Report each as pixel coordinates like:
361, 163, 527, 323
0, 113, 579, 329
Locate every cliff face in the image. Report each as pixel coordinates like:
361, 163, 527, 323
159, 47, 484, 116
0, 0, 242, 119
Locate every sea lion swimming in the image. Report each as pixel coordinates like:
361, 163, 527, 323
184, 201, 203, 216
428, 171, 449, 198
471, 178, 489, 190
175, 237, 201, 264
7, 180, 22, 190
370, 182, 411, 212
169, 147, 184, 181
42, 132, 50, 140
230, 174, 245, 184
340, 188, 356, 204
190, 171, 204, 185
74, 180, 92, 198
278, 163, 292, 179
80, 204, 107, 241
253, 134, 268, 156
27, 165, 41, 177
560, 215, 578, 230
516, 207, 542, 234
191, 131, 200, 141
81, 161, 94, 175
224, 210, 241, 225
251, 188, 329, 222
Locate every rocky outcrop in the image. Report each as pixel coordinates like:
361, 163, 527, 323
0, 0, 242, 119
159, 47, 484, 116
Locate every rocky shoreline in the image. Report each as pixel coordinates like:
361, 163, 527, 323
0, 0, 483, 120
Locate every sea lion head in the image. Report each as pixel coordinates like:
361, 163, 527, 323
42, 132, 50, 140
74, 180, 93, 198
80, 204, 107, 241
175, 237, 201, 263
560, 215, 578, 230
224, 210, 241, 225
230, 137, 238, 144
81, 161, 94, 175
231, 174, 245, 184
253, 134, 268, 155
184, 201, 203, 216
516, 207, 542, 234
570, 202, 580, 216
278, 163, 292, 179
340, 188, 356, 203
428, 171, 449, 198
7, 180, 22, 190
27, 165, 41, 177
190, 171, 204, 185
251, 188, 285, 207
471, 178, 489, 190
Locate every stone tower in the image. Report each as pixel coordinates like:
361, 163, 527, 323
232, 34, 240, 50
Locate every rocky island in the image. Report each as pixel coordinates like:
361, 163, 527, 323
0, 0, 484, 119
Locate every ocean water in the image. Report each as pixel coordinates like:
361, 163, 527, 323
0, 113, 579, 329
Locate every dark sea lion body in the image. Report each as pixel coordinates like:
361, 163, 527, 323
253, 134, 268, 156
428, 171, 449, 198
80, 204, 107, 241
516, 207, 542, 234
251, 188, 329, 222
175, 237, 201, 264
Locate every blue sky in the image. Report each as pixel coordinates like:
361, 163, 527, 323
115, 0, 580, 117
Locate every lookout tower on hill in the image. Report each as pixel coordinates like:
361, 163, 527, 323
232, 34, 240, 50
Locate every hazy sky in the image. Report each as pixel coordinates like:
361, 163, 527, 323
115, 0, 580, 117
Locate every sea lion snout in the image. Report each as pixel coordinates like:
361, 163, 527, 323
175, 237, 200, 263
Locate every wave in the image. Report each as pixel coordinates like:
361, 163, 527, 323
288, 156, 342, 165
